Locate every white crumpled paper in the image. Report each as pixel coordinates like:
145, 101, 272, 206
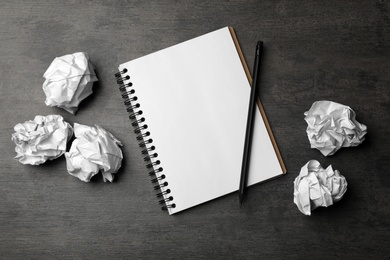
293, 160, 347, 216
42, 52, 98, 114
11, 115, 73, 165
65, 123, 123, 182
304, 100, 367, 156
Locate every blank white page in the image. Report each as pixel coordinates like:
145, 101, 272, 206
119, 27, 284, 214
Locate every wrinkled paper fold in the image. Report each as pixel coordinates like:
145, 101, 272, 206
12, 115, 73, 165
293, 160, 347, 215
304, 101, 367, 156
65, 123, 123, 182
43, 52, 98, 114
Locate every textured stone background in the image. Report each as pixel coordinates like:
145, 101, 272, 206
0, 1, 389, 258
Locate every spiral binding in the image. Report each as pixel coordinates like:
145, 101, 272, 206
115, 68, 176, 211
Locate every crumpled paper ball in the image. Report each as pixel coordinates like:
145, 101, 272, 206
293, 160, 347, 216
42, 52, 98, 114
304, 100, 367, 156
65, 123, 123, 182
11, 115, 73, 165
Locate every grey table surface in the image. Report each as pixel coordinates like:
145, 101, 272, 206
1, 1, 389, 259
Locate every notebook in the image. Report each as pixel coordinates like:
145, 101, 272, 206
115, 27, 286, 215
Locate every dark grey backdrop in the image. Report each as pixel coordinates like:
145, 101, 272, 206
1, 1, 389, 259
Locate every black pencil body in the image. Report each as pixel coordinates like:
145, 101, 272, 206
239, 41, 263, 205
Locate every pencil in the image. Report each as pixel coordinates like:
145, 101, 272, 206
239, 41, 263, 205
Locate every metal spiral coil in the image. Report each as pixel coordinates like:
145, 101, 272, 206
156, 189, 171, 198
142, 145, 155, 155
115, 68, 175, 211
144, 152, 157, 162
154, 181, 168, 190
146, 160, 161, 168
148, 167, 163, 176
151, 174, 165, 183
